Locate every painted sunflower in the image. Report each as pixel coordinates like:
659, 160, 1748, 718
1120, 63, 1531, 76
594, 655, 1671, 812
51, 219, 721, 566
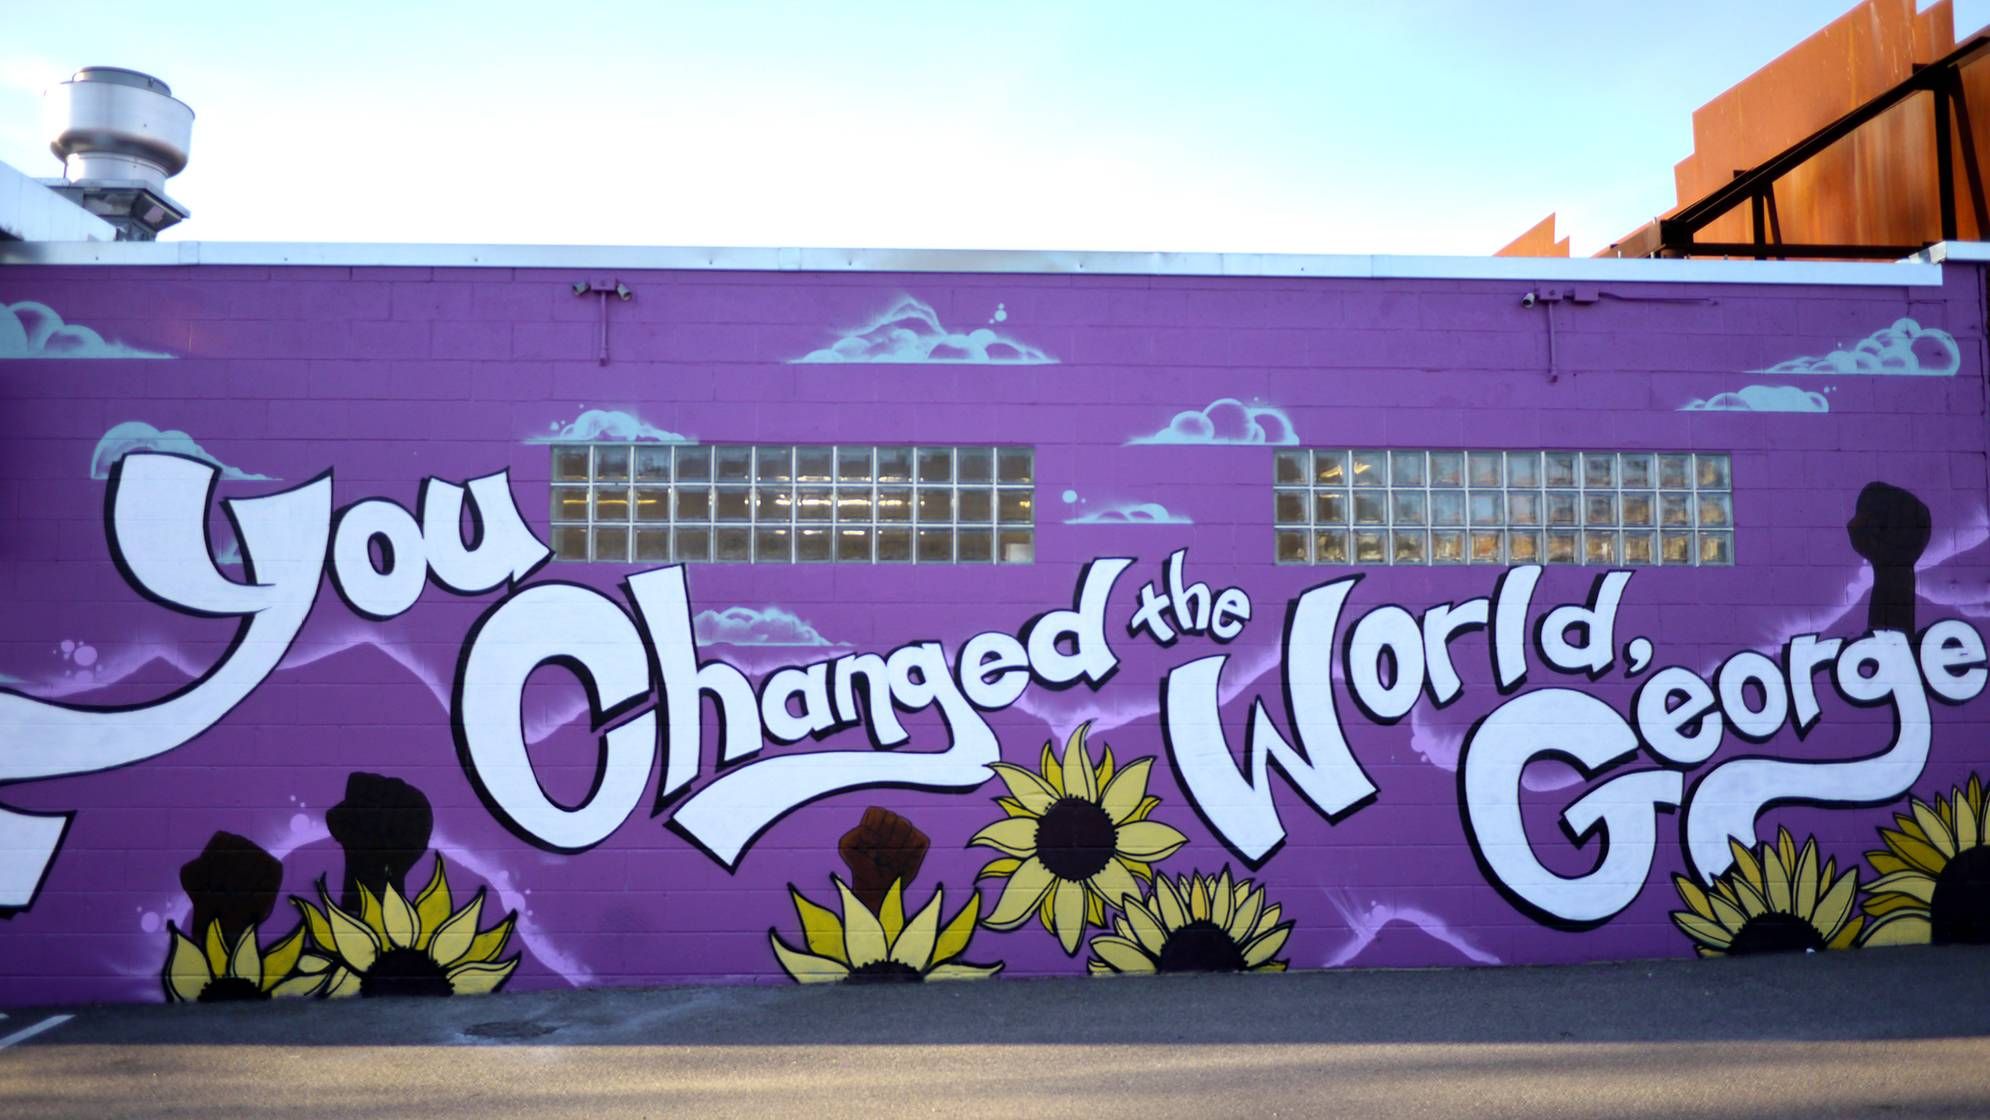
293, 855, 519, 997
1087, 869, 1293, 975
162, 920, 322, 1002
770, 876, 1002, 983
1861, 774, 1990, 946
971, 722, 1189, 954
1670, 829, 1862, 956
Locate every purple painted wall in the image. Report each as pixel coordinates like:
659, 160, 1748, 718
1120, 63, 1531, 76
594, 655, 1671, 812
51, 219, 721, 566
1, 260, 1986, 1006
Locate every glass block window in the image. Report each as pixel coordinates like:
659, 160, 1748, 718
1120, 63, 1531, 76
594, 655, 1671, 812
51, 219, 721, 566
550, 444, 1035, 564
1275, 450, 1733, 567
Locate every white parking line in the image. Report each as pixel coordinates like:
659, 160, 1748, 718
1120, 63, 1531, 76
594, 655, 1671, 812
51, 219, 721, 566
0, 1014, 73, 1050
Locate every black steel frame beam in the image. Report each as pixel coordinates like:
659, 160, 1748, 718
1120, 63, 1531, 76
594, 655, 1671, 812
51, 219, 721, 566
1656, 33, 1990, 259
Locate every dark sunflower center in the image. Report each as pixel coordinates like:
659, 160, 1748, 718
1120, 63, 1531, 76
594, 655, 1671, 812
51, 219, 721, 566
1155, 919, 1248, 973
1930, 844, 1990, 945
360, 946, 454, 998
1034, 797, 1118, 882
197, 975, 268, 1003
1726, 912, 1827, 956
845, 960, 922, 984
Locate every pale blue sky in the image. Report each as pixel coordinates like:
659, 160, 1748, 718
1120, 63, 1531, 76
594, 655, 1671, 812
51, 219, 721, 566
2, 1, 1981, 255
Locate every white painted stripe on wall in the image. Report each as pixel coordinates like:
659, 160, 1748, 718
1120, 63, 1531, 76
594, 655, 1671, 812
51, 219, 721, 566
0, 1014, 73, 1050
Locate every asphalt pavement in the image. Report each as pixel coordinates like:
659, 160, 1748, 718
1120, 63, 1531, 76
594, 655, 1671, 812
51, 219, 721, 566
4, 945, 1989, 1117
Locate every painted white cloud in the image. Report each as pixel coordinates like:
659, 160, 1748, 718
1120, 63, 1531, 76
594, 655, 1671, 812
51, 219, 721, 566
526, 408, 691, 443
1681, 384, 1830, 413
1759, 317, 1959, 377
793, 296, 1055, 364
1066, 501, 1192, 525
693, 605, 836, 647
1128, 397, 1297, 445
89, 421, 274, 481
0, 301, 172, 359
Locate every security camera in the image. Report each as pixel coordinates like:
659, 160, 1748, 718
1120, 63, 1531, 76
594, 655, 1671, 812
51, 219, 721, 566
571, 281, 590, 296
1521, 291, 1538, 308
614, 282, 632, 301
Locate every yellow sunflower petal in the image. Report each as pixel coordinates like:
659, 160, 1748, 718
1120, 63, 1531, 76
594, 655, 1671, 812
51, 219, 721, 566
1051, 877, 1087, 954
1122, 897, 1167, 953
1671, 910, 1735, 949
1189, 878, 1211, 922
1089, 934, 1155, 973
227, 925, 264, 988
932, 891, 982, 964
1728, 838, 1765, 894
259, 925, 306, 992
1866, 870, 1938, 903
1727, 876, 1769, 917
1810, 871, 1858, 941
1764, 844, 1793, 914
295, 897, 335, 954
322, 966, 362, 999
1243, 923, 1292, 967
1231, 883, 1266, 939
1041, 741, 1064, 795
427, 892, 485, 968
164, 925, 212, 1002
771, 931, 850, 983
413, 858, 452, 951
1115, 820, 1189, 861
926, 961, 1005, 981
463, 914, 515, 964
976, 857, 1023, 880
1861, 912, 1933, 947
1154, 875, 1188, 929
891, 888, 944, 969
1063, 725, 1099, 803
1673, 874, 1715, 921
790, 887, 848, 964
1086, 891, 1106, 927
1883, 830, 1950, 875
879, 880, 906, 946
323, 897, 381, 972
984, 858, 1054, 928
1912, 800, 1956, 858
969, 818, 1040, 859
1705, 891, 1749, 933
269, 974, 326, 999
446, 958, 518, 995
1775, 829, 1797, 876
1864, 892, 1929, 918
1792, 839, 1820, 920
1088, 858, 1142, 910
1210, 870, 1235, 929
203, 921, 229, 980
1131, 796, 1161, 822
837, 878, 888, 968
994, 797, 1034, 819
988, 763, 1059, 815
1828, 914, 1865, 950
1956, 789, 1981, 852
358, 883, 386, 940
1100, 759, 1155, 825
381, 884, 418, 950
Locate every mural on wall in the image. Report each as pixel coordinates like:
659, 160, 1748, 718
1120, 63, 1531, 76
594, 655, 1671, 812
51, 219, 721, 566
1062, 490, 1193, 526
90, 421, 276, 481
526, 408, 692, 444
0, 300, 172, 359
1680, 385, 1832, 413
1127, 398, 1298, 445
792, 296, 1057, 364
1757, 318, 1960, 376
2, 282, 1988, 1007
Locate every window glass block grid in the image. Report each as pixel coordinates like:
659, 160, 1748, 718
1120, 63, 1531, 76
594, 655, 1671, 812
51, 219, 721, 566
1274, 450, 1733, 567
550, 444, 1035, 564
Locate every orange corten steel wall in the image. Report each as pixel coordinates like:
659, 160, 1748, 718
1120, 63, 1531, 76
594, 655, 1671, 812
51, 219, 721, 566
1665, 0, 1971, 252
1500, 0, 1990, 257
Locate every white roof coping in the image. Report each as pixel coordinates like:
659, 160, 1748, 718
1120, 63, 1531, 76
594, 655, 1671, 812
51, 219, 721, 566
0, 238, 1968, 287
